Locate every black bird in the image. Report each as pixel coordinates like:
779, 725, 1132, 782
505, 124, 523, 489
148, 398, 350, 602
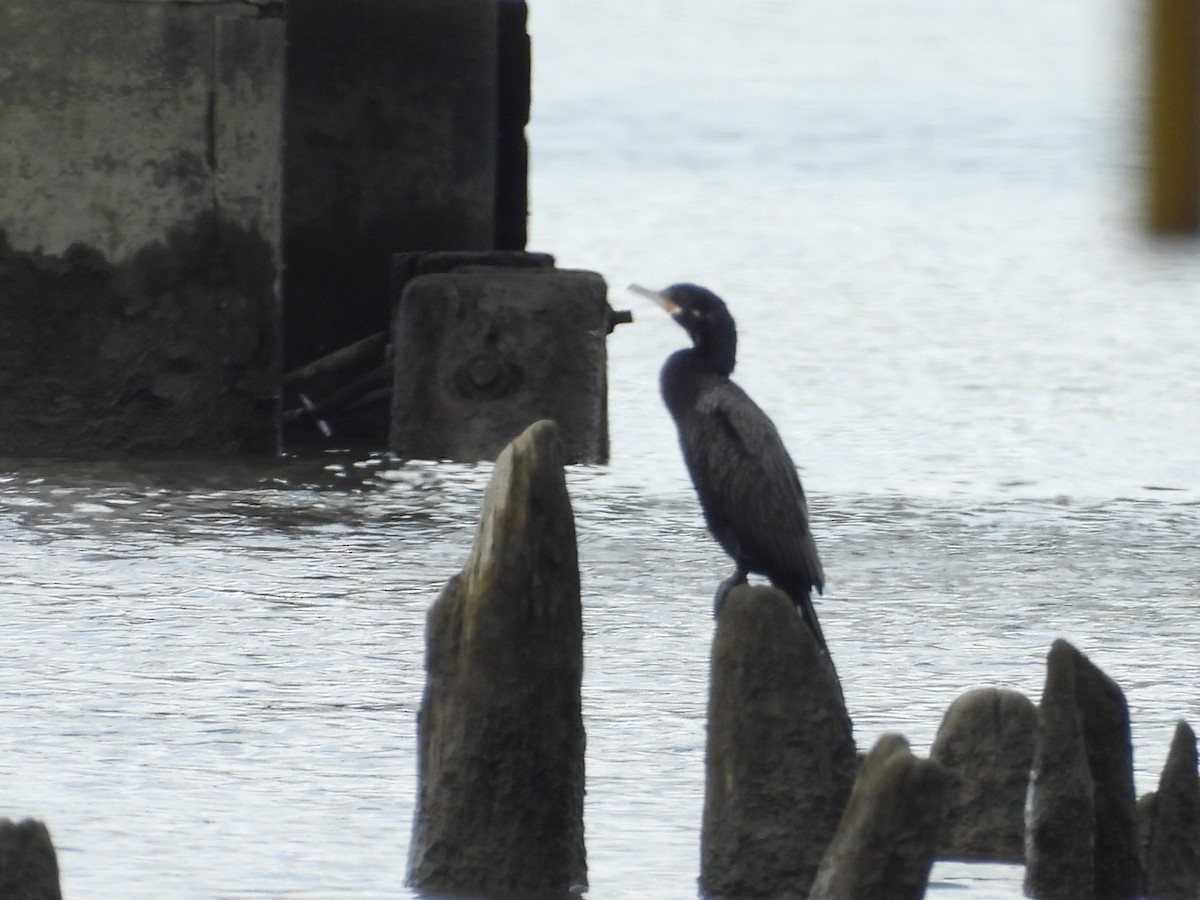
630, 282, 828, 651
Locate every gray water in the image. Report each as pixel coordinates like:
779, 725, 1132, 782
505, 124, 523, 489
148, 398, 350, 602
3, 0, 1199, 897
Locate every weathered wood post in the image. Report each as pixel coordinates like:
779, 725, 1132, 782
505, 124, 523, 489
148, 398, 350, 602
1025, 639, 1143, 899
931, 687, 1038, 862
407, 419, 586, 897
1026, 640, 1097, 899
0, 818, 62, 900
700, 584, 857, 899
1139, 720, 1200, 897
0, 0, 283, 456
809, 734, 948, 900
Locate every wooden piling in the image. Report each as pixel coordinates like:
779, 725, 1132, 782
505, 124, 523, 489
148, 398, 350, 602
1025, 639, 1143, 899
0, 819, 62, 900
701, 585, 856, 899
1141, 720, 1200, 897
407, 419, 586, 897
809, 735, 947, 900
931, 687, 1038, 862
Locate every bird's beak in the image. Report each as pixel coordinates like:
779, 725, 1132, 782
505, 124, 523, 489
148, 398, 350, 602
628, 284, 679, 316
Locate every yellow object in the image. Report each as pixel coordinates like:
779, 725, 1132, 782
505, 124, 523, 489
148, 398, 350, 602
1146, 0, 1200, 233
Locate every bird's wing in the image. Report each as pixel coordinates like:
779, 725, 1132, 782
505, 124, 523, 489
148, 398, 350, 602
681, 378, 824, 593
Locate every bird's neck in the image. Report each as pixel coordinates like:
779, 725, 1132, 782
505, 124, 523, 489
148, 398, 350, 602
661, 347, 730, 417
691, 334, 736, 377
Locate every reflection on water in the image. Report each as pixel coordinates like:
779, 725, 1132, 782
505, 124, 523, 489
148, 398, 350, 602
5, 0, 1200, 895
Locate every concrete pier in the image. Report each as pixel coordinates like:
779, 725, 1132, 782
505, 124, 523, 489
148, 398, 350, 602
2, 0, 545, 457
0, 0, 283, 456
283, 0, 500, 367
495, 0, 532, 251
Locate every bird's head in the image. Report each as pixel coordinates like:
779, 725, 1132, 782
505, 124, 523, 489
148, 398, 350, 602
629, 282, 737, 375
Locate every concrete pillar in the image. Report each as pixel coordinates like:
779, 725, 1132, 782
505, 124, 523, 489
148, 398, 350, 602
0, 0, 283, 456
390, 264, 612, 464
283, 0, 499, 367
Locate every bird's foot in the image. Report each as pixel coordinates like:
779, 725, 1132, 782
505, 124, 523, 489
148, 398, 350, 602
713, 570, 749, 618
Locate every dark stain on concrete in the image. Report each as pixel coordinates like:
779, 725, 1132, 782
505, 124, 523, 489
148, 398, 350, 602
0, 211, 280, 456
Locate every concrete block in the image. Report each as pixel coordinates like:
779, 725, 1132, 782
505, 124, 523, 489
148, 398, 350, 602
390, 267, 612, 464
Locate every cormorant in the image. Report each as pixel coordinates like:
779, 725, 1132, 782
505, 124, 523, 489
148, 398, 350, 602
630, 282, 828, 651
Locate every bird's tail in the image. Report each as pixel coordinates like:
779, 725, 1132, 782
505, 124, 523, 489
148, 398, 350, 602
781, 579, 828, 653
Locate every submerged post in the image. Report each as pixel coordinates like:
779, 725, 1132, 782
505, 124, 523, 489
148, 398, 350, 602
407, 419, 586, 897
